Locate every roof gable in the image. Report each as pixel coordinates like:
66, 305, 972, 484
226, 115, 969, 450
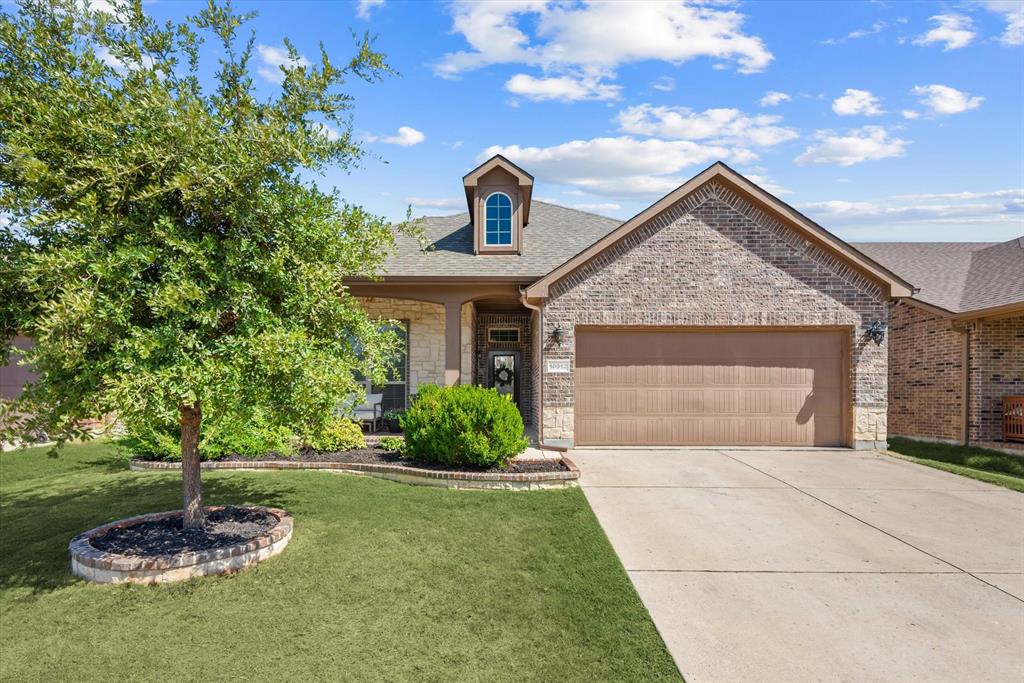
524, 162, 914, 300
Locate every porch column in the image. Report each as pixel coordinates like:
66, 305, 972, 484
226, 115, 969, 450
444, 299, 462, 386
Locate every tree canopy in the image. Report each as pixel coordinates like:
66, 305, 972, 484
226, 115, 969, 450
1, 0, 407, 524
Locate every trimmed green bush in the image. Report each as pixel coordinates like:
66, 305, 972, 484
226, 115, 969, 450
304, 418, 365, 452
119, 412, 296, 461
401, 384, 528, 469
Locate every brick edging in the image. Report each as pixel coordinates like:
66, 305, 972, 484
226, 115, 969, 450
69, 506, 293, 583
128, 457, 580, 488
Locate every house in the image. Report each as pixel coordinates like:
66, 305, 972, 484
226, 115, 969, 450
5, 157, 1021, 451
348, 157, 916, 450
854, 240, 1024, 450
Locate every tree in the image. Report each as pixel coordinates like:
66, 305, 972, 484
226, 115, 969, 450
0, 0, 405, 527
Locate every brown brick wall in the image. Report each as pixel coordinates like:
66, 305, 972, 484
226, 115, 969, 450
539, 179, 890, 447
887, 303, 963, 441
969, 315, 1024, 443
474, 313, 533, 425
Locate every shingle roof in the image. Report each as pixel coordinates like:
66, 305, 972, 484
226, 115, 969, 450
853, 238, 1024, 313
381, 200, 622, 278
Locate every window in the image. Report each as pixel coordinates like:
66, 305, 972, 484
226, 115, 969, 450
484, 192, 513, 246
354, 322, 409, 412
488, 328, 520, 343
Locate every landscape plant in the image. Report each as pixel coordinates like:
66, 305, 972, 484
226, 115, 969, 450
401, 384, 528, 469
0, 0, 408, 526
303, 417, 365, 452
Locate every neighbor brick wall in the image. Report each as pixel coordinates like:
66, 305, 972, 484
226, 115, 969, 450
540, 179, 890, 447
887, 303, 963, 442
969, 315, 1024, 443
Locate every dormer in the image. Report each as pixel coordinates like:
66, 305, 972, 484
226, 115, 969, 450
463, 155, 533, 255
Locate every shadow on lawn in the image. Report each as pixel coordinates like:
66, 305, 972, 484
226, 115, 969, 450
0, 472, 298, 596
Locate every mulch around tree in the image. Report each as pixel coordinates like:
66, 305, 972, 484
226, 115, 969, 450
219, 447, 569, 474
88, 506, 279, 556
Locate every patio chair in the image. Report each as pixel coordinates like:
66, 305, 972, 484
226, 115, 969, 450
353, 393, 383, 433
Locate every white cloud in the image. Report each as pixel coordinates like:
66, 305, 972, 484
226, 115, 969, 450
911, 84, 983, 115
822, 20, 887, 45
978, 1, 1024, 46
356, 0, 385, 20
617, 105, 798, 147
832, 89, 884, 116
743, 174, 792, 196
371, 126, 426, 146
483, 136, 756, 198
799, 187, 1024, 240
572, 202, 621, 213
448, 140, 464, 149
313, 122, 341, 141
794, 127, 909, 166
505, 73, 620, 102
405, 197, 463, 210
914, 14, 976, 50
256, 44, 311, 84
435, 1, 773, 79
901, 109, 920, 119
651, 76, 676, 92
94, 45, 155, 71
759, 90, 791, 107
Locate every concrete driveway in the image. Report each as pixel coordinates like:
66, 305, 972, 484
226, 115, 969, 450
572, 448, 1024, 683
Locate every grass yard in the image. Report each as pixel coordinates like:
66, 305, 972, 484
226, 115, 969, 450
0, 441, 680, 682
887, 437, 1024, 493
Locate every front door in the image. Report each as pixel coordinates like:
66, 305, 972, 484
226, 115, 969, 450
488, 351, 519, 407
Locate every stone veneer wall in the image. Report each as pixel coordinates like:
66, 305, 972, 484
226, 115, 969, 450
357, 297, 475, 393
540, 180, 890, 448
475, 313, 533, 424
969, 315, 1024, 443
887, 303, 963, 442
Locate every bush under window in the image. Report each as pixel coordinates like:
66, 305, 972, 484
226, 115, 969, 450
304, 418, 366, 452
400, 384, 528, 469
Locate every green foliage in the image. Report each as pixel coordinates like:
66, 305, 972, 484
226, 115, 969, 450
401, 384, 528, 469
0, 1, 413, 451
119, 411, 296, 461
304, 418, 365, 452
377, 435, 405, 454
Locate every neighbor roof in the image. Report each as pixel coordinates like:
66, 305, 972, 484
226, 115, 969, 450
379, 200, 622, 279
854, 237, 1024, 314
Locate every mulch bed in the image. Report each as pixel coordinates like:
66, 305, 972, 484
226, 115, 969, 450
218, 446, 569, 474
88, 506, 278, 556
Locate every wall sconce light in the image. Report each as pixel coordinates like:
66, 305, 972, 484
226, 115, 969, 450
551, 327, 565, 346
867, 320, 886, 345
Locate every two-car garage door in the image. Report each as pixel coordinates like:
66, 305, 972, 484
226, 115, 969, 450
574, 329, 846, 447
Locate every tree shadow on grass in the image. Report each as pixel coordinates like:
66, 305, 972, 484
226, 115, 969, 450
0, 473, 298, 596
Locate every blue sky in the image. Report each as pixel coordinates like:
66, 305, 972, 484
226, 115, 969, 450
142, 1, 1023, 242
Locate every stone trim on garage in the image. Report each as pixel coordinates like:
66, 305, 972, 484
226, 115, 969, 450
539, 179, 890, 448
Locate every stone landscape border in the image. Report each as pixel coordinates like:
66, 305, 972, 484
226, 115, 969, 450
129, 457, 580, 490
69, 506, 292, 584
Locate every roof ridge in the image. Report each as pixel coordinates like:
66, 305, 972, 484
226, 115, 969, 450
529, 199, 623, 223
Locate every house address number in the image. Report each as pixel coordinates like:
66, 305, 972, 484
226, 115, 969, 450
546, 359, 570, 373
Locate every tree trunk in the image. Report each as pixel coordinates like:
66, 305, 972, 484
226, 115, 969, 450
179, 402, 205, 529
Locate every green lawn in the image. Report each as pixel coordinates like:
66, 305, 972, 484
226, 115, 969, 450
0, 441, 679, 682
887, 437, 1024, 493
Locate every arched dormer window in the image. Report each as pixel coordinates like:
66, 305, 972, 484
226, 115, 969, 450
484, 192, 513, 246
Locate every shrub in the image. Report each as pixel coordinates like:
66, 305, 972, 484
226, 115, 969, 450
119, 412, 296, 461
304, 418, 365, 452
401, 384, 528, 468
378, 435, 406, 454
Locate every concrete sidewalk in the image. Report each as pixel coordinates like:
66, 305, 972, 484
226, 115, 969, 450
573, 448, 1024, 683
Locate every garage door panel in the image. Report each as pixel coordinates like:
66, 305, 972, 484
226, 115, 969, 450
575, 330, 845, 446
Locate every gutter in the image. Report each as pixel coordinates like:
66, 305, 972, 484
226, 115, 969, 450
519, 288, 545, 447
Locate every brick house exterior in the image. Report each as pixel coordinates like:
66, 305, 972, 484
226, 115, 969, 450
859, 239, 1024, 447
8, 158, 1021, 450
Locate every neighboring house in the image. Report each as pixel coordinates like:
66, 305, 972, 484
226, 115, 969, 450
854, 240, 1024, 448
348, 157, 916, 450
